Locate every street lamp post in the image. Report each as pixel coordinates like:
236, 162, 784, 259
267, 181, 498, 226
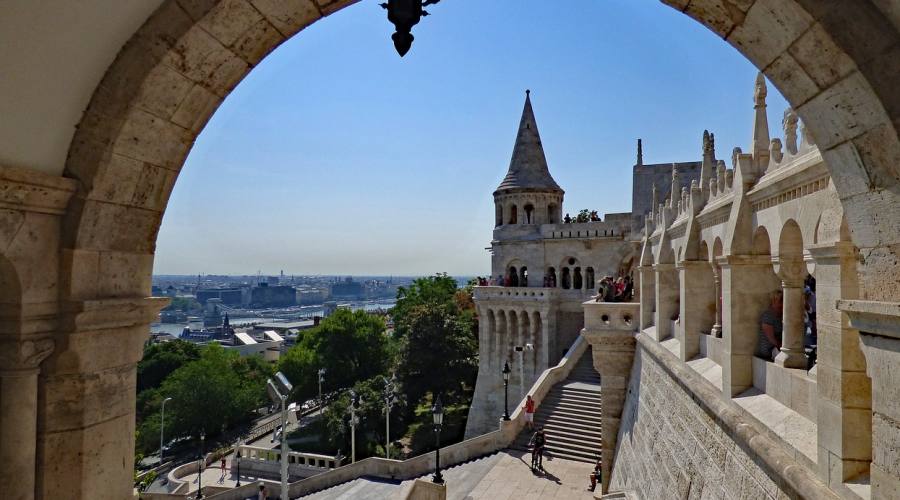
318, 368, 326, 415
348, 390, 361, 463
235, 439, 243, 487
197, 430, 205, 499
266, 372, 293, 500
502, 361, 511, 421
431, 396, 444, 484
160, 397, 172, 465
383, 373, 398, 459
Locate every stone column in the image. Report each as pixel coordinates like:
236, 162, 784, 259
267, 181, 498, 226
678, 261, 715, 361
841, 300, 900, 499
638, 265, 655, 331
775, 260, 807, 369
582, 302, 639, 495
36, 297, 167, 500
0, 338, 54, 500
720, 256, 776, 397
810, 243, 871, 490
653, 264, 677, 341
711, 264, 723, 338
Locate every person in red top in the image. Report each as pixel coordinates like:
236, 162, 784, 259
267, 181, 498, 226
523, 395, 536, 430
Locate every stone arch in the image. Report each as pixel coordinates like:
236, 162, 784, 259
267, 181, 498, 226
547, 203, 558, 224
495, 204, 503, 227
712, 237, 724, 261
545, 267, 557, 288
752, 226, 773, 256
508, 204, 518, 225
523, 203, 534, 224
34, 0, 900, 495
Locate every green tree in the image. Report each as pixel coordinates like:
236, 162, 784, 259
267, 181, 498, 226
158, 344, 266, 439
391, 274, 459, 338
392, 275, 478, 410
319, 377, 407, 459
137, 340, 201, 393
576, 208, 591, 223
278, 309, 391, 403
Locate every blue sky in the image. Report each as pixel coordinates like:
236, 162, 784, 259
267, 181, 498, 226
153, 0, 789, 276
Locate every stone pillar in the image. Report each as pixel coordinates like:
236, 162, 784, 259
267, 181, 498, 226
678, 261, 715, 361
810, 244, 871, 489
841, 300, 900, 499
720, 256, 776, 397
775, 261, 807, 369
582, 302, 639, 495
36, 297, 167, 500
638, 265, 655, 331
0, 338, 54, 500
653, 264, 677, 341
711, 264, 723, 337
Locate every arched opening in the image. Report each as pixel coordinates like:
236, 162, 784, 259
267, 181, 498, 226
507, 266, 519, 287
519, 266, 528, 288
545, 267, 557, 288
524, 204, 534, 224
9, 0, 898, 495
573, 267, 583, 290
586, 267, 595, 289
509, 204, 518, 225
547, 204, 558, 224
561, 267, 571, 290
495, 204, 503, 227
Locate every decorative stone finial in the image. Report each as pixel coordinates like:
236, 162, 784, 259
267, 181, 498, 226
526, 89, 530, 97
783, 108, 799, 155
754, 72, 768, 107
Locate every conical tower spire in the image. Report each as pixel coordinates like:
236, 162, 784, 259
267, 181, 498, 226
495, 90, 563, 193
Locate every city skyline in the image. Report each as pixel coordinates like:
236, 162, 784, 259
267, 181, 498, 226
153, 0, 789, 276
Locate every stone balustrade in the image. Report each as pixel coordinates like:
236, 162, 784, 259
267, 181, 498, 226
232, 445, 340, 481
473, 286, 558, 301
583, 301, 640, 331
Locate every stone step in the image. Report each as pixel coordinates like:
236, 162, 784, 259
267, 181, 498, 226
540, 398, 601, 413
537, 421, 602, 440
536, 404, 600, 420
535, 413, 602, 431
543, 391, 602, 405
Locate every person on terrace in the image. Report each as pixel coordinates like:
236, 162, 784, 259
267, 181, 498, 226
756, 290, 784, 361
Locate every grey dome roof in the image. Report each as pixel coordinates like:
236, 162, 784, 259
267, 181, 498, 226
495, 91, 563, 194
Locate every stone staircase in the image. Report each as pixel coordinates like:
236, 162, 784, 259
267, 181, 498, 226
512, 349, 602, 463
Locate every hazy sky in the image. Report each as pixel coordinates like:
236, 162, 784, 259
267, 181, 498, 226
153, 0, 789, 276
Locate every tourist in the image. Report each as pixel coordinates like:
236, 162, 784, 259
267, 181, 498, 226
523, 395, 536, 430
589, 459, 602, 491
622, 275, 634, 301
756, 290, 784, 361
258, 484, 268, 500
805, 286, 817, 343
613, 277, 626, 301
564, 213, 572, 223
529, 426, 546, 472
604, 277, 616, 302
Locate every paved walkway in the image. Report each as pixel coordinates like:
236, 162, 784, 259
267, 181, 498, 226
300, 449, 598, 499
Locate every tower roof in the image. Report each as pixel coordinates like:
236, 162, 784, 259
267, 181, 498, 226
495, 91, 563, 194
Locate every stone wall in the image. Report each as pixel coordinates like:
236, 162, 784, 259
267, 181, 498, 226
609, 339, 833, 499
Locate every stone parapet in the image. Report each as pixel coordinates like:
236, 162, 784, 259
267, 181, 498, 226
612, 332, 839, 499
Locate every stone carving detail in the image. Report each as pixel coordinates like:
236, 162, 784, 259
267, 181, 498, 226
783, 109, 799, 155
0, 338, 54, 370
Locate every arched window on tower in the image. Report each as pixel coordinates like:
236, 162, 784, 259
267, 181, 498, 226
507, 266, 519, 287
562, 268, 571, 289
520, 267, 528, 287
586, 267, 595, 289
546, 267, 557, 287
509, 205, 518, 225
548, 204, 558, 224
524, 204, 534, 224
495, 204, 503, 227
573, 267, 583, 289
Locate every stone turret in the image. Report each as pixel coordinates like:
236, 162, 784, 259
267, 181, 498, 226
494, 90, 564, 227
751, 72, 770, 174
